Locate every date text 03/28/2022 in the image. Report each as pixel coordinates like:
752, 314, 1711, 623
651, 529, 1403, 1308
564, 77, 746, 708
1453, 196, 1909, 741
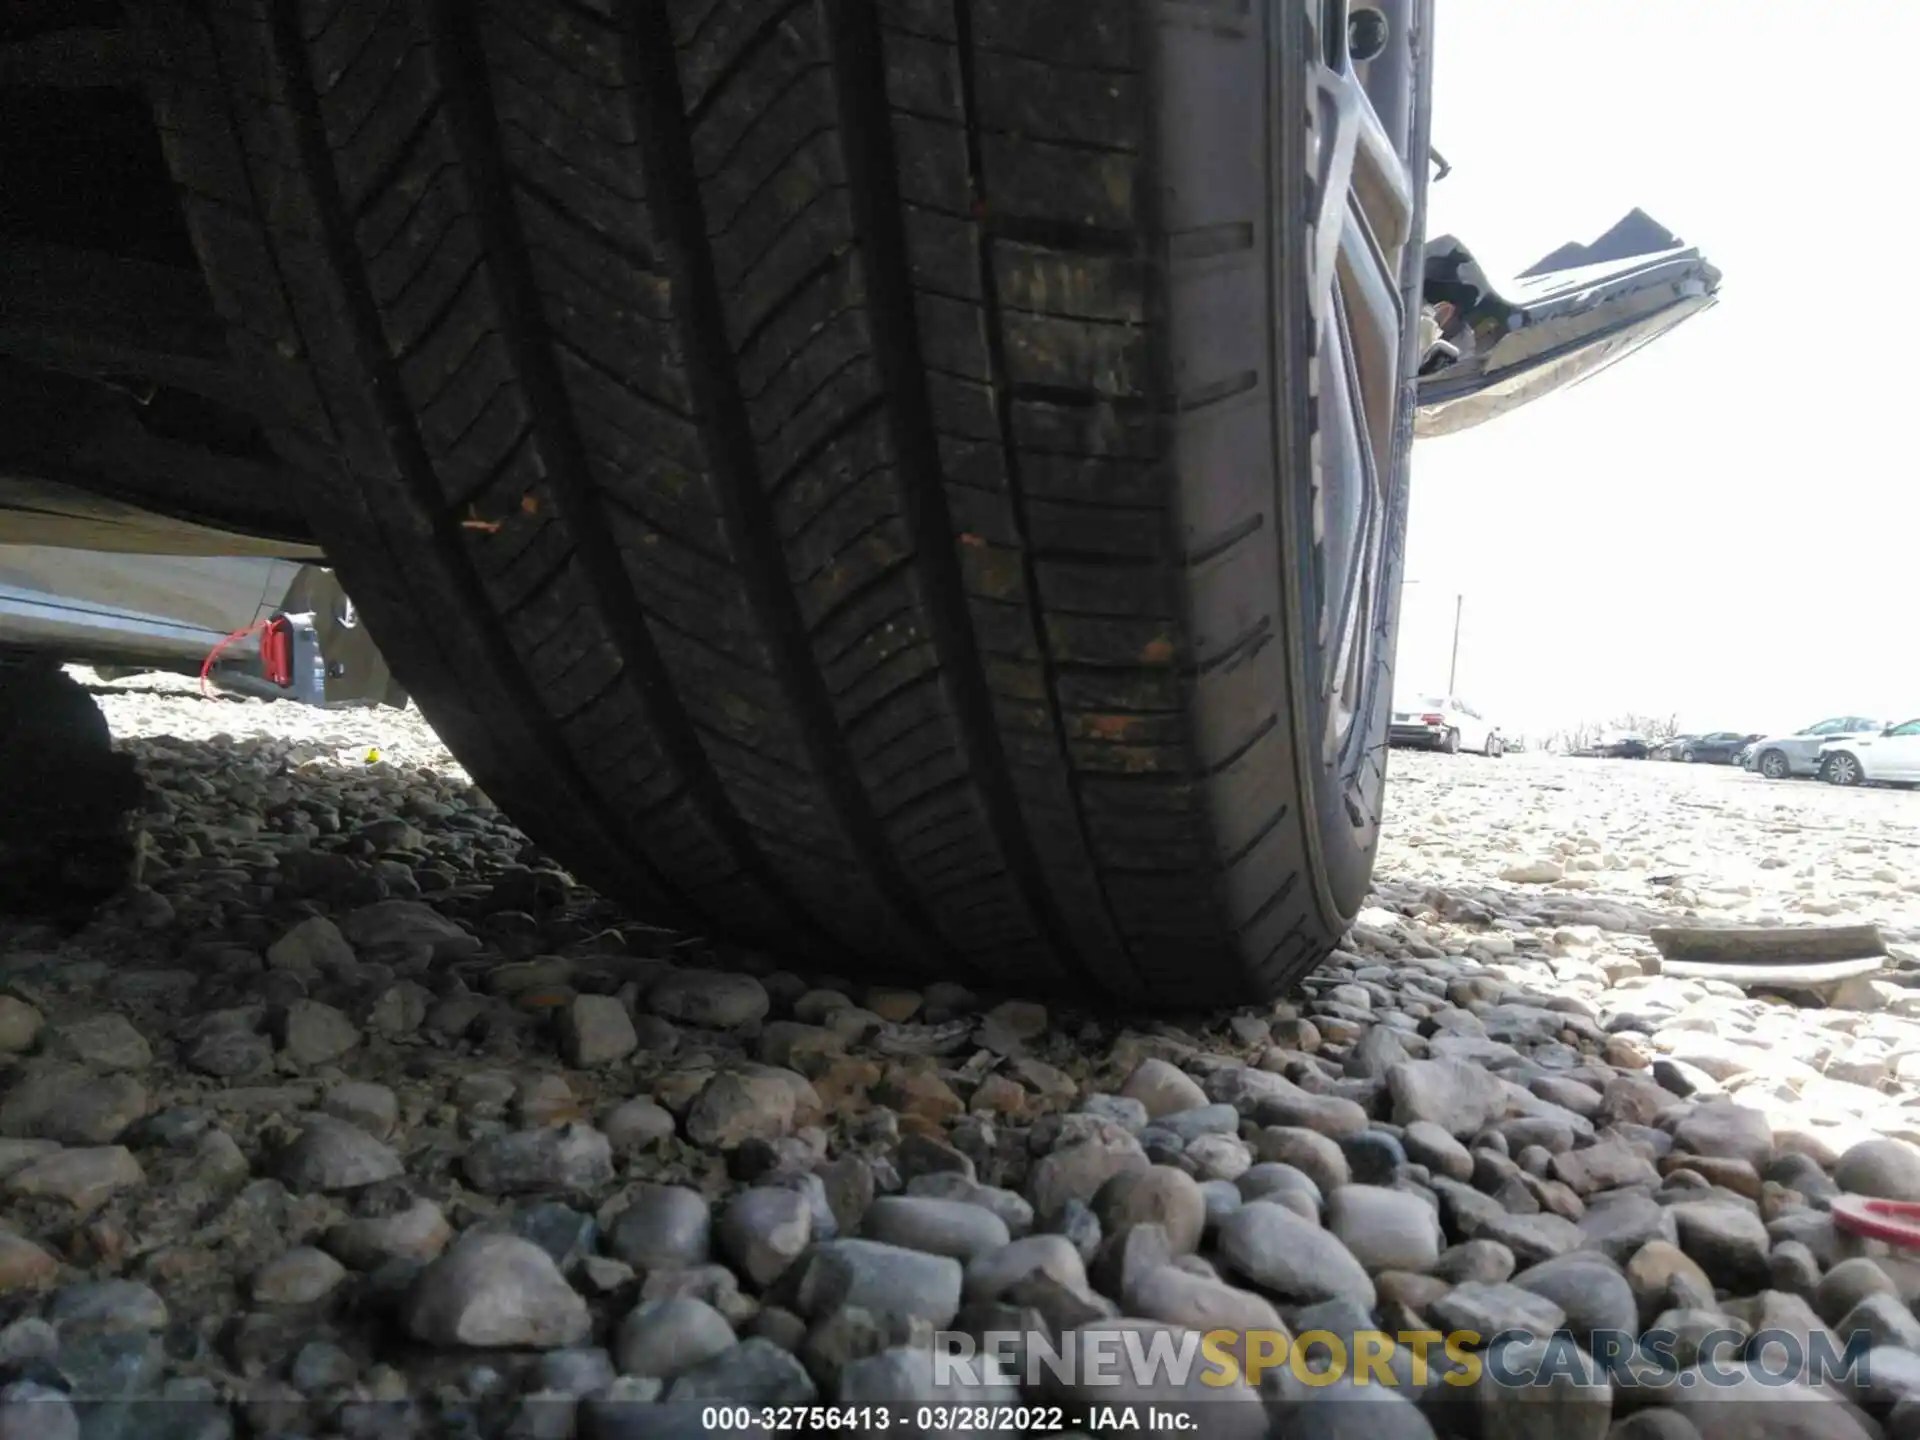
698, 1406, 1188, 1431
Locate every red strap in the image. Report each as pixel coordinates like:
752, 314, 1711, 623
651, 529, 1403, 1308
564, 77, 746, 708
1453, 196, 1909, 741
1831, 1195, 1920, 1248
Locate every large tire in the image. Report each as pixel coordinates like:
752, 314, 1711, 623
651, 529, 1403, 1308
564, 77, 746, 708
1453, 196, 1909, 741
145, 0, 1432, 1005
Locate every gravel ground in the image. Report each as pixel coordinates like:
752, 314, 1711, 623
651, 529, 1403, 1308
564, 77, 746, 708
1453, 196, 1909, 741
1, 674, 1918, 1438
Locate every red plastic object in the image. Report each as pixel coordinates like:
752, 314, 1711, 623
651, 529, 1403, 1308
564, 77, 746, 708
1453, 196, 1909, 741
260, 615, 293, 688
1831, 1195, 1920, 1248
198, 613, 295, 698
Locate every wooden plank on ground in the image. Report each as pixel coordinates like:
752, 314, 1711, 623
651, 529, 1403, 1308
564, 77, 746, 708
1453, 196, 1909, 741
1649, 923, 1885, 965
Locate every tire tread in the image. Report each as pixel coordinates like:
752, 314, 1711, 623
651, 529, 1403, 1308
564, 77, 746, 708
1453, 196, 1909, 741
147, 0, 1427, 1004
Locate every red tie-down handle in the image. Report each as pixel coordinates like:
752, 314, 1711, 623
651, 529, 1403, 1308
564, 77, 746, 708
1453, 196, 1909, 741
259, 615, 293, 688
1831, 1195, 1920, 1248
199, 614, 295, 696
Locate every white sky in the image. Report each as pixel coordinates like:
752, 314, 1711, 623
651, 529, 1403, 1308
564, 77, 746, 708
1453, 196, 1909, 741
1395, 2, 1919, 740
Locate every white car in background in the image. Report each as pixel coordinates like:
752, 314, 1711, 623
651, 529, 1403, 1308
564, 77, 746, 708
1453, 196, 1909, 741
1817, 719, 1920, 787
1747, 716, 1884, 780
1390, 695, 1504, 756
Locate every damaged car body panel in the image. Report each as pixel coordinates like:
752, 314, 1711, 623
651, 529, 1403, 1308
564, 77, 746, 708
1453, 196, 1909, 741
1414, 209, 1722, 437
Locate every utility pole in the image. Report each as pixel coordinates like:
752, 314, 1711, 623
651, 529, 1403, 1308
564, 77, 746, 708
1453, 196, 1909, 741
1446, 593, 1463, 695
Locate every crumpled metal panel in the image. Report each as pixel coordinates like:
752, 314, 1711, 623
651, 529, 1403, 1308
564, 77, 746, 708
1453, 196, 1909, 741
1414, 209, 1721, 437
1415, 292, 1717, 438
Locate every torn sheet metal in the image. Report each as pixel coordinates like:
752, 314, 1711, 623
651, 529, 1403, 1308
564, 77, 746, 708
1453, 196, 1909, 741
1414, 208, 1722, 437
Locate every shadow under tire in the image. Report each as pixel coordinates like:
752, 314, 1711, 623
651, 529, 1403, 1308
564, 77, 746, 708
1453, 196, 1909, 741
147, 0, 1434, 1005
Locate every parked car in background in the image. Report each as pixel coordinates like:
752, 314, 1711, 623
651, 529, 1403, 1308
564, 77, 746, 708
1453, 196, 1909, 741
0, 541, 400, 709
1817, 720, 1920, 787
1748, 717, 1884, 780
1390, 696, 1504, 756
1669, 731, 1762, 764
1650, 734, 1695, 761
1593, 732, 1651, 759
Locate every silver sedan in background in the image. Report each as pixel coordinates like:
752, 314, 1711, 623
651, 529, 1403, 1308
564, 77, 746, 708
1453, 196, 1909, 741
1746, 716, 1883, 779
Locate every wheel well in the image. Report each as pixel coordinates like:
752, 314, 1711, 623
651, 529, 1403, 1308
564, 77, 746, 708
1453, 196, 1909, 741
0, 5, 196, 267
0, 8, 312, 549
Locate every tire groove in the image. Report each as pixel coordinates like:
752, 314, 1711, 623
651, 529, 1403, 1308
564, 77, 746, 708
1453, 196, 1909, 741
680, 0, 811, 119
369, 202, 473, 313
305, 0, 376, 46
755, 352, 881, 464
1234, 871, 1302, 940
362, 162, 462, 267
729, 250, 855, 374
738, 301, 869, 406
513, 174, 658, 270
445, 423, 536, 515
619, 0, 962, 976
253, 0, 714, 931
826, 0, 1114, 993
311, 0, 402, 96
597, 493, 734, 570
430, 0, 842, 947
817, 599, 915, 667
551, 341, 701, 432
762, 395, 888, 503
547, 338, 697, 426
936, 0, 1141, 991
483, 24, 634, 142
389, 263, 489, 377
492, 542, 579, 620
344, 94, 448, 220
486, 4, 625, 91
854, 701, 964, 767
301, 2, 817, 960
706, 125, 842, 235
516, 228, 669, 313
427, 378, 521, 484
695, 59, 836, 179
720, 184, 843, 295
497, 104, 645, 202
320, 25, 420, 138
779, 457, 894, 545
793, 513, 907, 595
